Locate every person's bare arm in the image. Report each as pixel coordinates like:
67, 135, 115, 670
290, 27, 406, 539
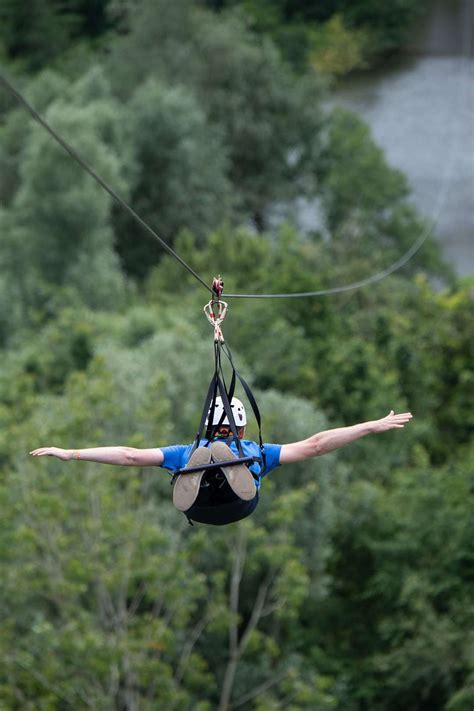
30, 446, 164, 466
280, 411, 413, 464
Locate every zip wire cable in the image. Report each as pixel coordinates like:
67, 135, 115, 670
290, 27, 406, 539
0, 70, 213, 296
224, 228, 439, 299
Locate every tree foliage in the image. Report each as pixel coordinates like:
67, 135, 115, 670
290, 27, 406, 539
109, 0, 326, 231
0, 0, 472, 708
113, 78, 233, 278
202, 0, 425, 71
0, 0, 114, 70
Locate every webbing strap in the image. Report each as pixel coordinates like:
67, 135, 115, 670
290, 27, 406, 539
191, 373, 218, 453
213, 344, 237, 432
221, 343, 266, 473
216, 372, 244, 456
191, 341, 242, 456
190, 339, 265, 473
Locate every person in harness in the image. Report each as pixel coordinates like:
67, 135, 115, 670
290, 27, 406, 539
30, 400, 413, 526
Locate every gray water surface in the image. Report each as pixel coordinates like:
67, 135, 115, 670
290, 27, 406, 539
333, 0, 474, 276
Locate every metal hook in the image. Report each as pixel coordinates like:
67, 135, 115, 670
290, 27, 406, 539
204, 275, 228, 342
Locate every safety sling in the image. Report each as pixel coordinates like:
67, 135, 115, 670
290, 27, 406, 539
173, 276, 266, 479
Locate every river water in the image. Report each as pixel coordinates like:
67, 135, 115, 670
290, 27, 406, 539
332, 0, 474, 276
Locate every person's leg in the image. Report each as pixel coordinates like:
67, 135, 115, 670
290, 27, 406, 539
210, 442, 257, 501
172, 447, 212, 511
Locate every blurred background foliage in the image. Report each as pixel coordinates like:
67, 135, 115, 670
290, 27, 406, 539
0, 0, 472, 709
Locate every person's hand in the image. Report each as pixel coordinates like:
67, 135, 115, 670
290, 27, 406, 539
30, 447, 72, 460
371, 410, 413, 433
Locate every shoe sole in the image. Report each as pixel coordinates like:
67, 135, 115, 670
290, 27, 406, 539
210, 442, 257, 501
173, 447, 212, 512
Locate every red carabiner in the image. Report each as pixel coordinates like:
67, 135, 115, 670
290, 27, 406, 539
212, 276, 224, 299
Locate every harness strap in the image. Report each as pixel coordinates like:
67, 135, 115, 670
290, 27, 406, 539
221, 342, 267, 474
187, 279, 266, 484
190, 341, 242, 456
191, 369, 218, 455
211, 344, 237, 433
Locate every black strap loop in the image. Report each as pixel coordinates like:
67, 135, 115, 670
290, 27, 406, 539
190, 339, 263, 466
221, 342, 266, 474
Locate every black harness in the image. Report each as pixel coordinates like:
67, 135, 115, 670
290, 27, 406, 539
174, 339, 266, 480
170, 276, 266, 525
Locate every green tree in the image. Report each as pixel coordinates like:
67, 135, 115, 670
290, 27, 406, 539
113, 79, 233, 279
317, 108, 448, 280
109, 0, 326, 231
0, 0, 114, 70
0, 68, 129, 342
0, 309, 340, 708
308, 14, 369, 76
202, 0, 424, 68
314, 446, 474, 710
0, 0, 76, 70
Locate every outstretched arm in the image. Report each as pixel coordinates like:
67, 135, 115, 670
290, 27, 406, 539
280, 410, 413, 464
30, 446, 164, 467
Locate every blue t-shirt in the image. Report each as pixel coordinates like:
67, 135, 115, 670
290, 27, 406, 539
160, 439, 281, 491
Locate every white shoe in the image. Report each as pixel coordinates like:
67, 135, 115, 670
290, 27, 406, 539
172, 447, 212, 512
210, 442, 257, 501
